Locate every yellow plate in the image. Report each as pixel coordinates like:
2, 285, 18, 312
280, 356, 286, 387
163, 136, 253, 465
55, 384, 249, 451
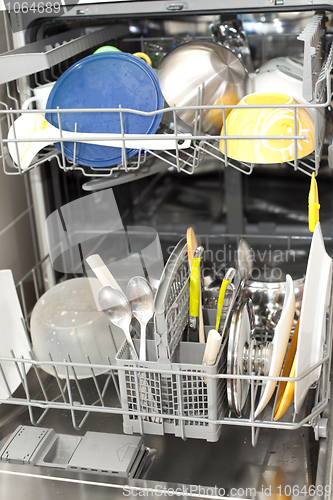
273, 316, 300, 421
220, 92, 315, 164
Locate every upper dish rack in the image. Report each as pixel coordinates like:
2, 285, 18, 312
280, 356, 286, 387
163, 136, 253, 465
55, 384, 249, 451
0, 15, 332, 180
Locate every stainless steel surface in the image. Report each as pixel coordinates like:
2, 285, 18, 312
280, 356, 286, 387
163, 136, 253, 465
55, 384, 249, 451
0, 371, 321, 499
233, 238, 253, 297
126, 276, 154, 361
98, 286, 138, 360
244, 276, 304, 334
227, 300, 252, 417
211, 18, 254, 73
217, 282, 236, 338
158, 41, 247, 135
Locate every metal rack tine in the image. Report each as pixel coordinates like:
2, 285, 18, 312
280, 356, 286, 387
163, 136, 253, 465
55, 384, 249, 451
57, 108, 68, 172
64, 361, 80, 431
118, 104, 128, 172
222, 108, 228, 168
106, 355, 121, 402
15, 352, 39, 426
6, 83, 19, 109
86, 355, 105, 406
28, 350, 49, 402
73, 122, 78, 165
0, 360, 13, 398
293, 107, 298, 171
67, 354, 87, 406
172, 107, 180, 173
49, 353, 68, 403
9, 110, 23, 174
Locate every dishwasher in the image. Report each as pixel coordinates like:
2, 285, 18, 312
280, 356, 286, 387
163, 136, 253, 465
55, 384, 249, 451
0, 2, 333, 499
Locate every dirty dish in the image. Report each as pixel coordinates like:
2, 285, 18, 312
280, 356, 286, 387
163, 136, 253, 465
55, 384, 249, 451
31, 277, 119, 379
219, 92, 315, 164
294, 222, 333, 413
254, 274, 295, 418
46, 52, 164, 167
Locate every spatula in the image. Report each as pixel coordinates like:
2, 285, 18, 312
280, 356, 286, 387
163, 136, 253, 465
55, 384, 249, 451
7, 113, 192, 170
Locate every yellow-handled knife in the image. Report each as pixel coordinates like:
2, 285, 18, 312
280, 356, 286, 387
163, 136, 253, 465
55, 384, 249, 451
189, 246, 204, 335
216, 267, 236, 331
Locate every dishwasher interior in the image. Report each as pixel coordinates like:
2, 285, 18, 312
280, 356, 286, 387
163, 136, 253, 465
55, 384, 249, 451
0, 4, 333, 499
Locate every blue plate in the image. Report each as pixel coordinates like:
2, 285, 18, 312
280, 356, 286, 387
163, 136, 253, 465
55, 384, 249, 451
46, 53, 163, 168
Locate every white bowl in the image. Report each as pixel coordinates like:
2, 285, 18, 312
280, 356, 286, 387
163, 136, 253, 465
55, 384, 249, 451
31, 277, 120, 379
254, 57, 315, 121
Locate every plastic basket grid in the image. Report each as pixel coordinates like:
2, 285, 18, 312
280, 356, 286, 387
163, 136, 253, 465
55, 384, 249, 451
164, 261, 190, 360
116, 338, 228, 441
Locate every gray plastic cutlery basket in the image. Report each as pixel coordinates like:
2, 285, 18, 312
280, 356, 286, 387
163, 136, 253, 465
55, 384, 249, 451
116, 236, 228, 441
116, 337, 228, 442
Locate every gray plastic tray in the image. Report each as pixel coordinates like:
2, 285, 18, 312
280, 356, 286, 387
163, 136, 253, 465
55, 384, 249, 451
0, 425, 145, 478
0, 25, 129, 85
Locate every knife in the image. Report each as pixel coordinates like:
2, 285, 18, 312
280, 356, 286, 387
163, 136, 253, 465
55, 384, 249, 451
216, 267, 236, 331
189, 245, 204, 340
217, 282, 236, 338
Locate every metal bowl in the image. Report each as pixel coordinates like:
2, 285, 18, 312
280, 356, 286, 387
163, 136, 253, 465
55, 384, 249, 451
158, 41, 248, 135
243, 276, 304, 334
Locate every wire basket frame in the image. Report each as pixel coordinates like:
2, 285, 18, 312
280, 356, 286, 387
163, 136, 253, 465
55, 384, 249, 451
0, 231, 330, 446
0, 37, 332, 179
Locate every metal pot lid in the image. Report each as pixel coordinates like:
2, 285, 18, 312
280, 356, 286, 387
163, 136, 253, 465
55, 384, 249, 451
227, 299, 253, 416
157, 41, 247, 135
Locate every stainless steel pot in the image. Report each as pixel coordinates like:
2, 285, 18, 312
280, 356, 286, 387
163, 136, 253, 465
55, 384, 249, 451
243, 276, 304, 334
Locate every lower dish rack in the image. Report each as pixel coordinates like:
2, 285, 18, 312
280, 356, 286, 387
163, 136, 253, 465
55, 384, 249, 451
0, 232, 331, 448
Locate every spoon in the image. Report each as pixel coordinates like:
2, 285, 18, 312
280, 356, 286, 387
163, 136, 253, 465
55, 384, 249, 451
7, 113, 192, 170
126, 276, 154, 361
98, 285, 138, 360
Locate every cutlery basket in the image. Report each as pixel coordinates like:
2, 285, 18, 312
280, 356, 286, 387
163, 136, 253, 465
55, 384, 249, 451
116, 336, 228, 442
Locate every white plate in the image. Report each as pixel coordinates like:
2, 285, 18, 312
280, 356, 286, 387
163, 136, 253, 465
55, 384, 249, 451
294, 222, 332, 413
254, 274, 295, 418
0, 270, 31, 399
